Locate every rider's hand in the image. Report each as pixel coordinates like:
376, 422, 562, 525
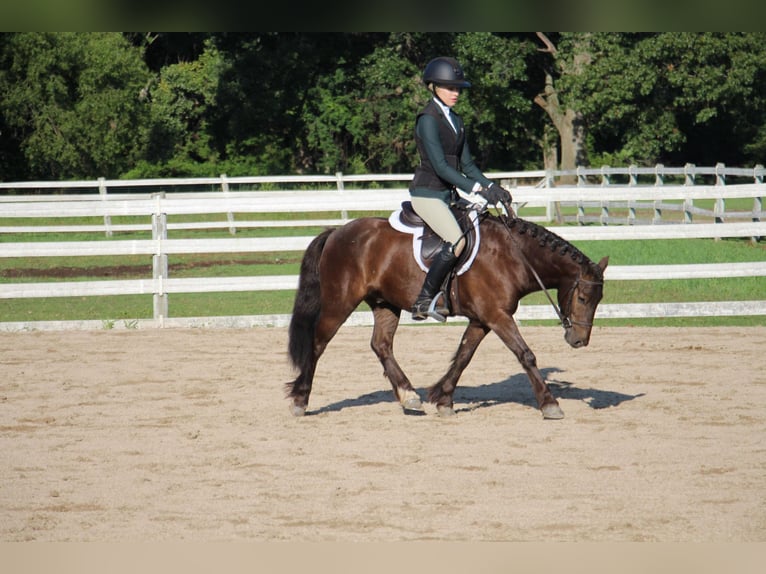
478, 184, 510, 205
494, 185, 512, 204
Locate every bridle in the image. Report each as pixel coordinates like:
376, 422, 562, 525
492, 205, 603, 331
553, 274, 604, 330
523, 256, 604, 330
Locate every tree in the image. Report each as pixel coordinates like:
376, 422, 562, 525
300, 32, 536, 174
0, 32, 151, 180
212, 33, 393, 175
562, 32, 766, 166
302, 37, 423, 174
531, 32, 591, 172
129, 38, 228, 177
3, 32, 764, 181
454, 33, 538, 171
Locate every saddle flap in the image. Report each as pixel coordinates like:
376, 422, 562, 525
388, 200, 481, 275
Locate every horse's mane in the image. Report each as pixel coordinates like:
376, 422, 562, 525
498, 216, 604, 280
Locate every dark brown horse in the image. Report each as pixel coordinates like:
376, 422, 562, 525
286, 207, 608, 419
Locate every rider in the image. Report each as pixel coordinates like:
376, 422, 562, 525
409, 56, 512, 321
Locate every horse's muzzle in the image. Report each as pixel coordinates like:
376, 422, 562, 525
564, 328, 590, 349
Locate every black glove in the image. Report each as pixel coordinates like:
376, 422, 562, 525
479, 185, 512, 205
495, 185, 512, 204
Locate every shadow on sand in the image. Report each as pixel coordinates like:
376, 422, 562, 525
307, 367, 645, 416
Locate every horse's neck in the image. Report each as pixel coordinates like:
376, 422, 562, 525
509, 223, 585, 288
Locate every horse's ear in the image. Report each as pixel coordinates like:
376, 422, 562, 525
598, 256, 609, 271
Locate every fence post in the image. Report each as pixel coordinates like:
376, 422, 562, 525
151, 192, 168, 325
221, 173, 237, 235
576, 166, 586, 225
754, 164, 764, 243
98, 177, 113, 238
545, 170, 560, 223
714, 164, 726, 241
653, 164, 664, 224
335, 172, 348, 222
627, 164, 637, 225
683, 163, 695, 223
576, 165, 587, 186
599, 166, 610, 225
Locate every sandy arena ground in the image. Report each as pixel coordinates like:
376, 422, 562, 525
1, 324, 764, 542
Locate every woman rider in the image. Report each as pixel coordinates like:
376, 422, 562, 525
409, 56, 512, 321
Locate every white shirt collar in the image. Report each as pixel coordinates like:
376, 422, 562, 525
433, 97, 457, 132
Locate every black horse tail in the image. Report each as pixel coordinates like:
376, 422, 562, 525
287, 228, 334, 375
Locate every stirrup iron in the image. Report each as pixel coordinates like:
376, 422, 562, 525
425, 291, 448, 322
412, 291, 448, 322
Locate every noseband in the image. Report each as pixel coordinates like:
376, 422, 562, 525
557, 276, 604, 329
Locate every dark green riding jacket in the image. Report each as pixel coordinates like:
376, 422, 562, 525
409, 99, 493, 203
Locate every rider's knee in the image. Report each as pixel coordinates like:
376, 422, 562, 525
453, 237, 466, 257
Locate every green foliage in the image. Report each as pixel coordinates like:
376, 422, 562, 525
144, 40, 225, 164
355, 45, 422, 173
0, 32, 151, 179
561, 32, 766, 166
454, 33, 538, 170
301, 36, 424, 174
2, 32, 766, 180
300, 32, 539, 174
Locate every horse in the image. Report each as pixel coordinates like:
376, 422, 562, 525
285, 203, 608, 419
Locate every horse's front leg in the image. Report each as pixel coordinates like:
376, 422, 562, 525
489, 313, 564, 420
427, 321, 489, 416
370, 304, 422, 412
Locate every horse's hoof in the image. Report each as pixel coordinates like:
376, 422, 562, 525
402, 397, 423, 411
541, 404, 565, 420
290, 404, 306, 417
437, 405, 456, 417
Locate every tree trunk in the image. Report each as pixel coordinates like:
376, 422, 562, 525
534, 33, 590, 181
541, 122, 558, 172
534, 71, 584, 182
559, 108, 588, 173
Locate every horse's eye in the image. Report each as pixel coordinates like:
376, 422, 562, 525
577, 295, 586, 304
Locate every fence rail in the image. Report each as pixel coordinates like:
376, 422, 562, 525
1, 165, 764, 330
4, 262, 765, 299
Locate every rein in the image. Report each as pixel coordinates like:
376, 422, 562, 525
454, 201, 603, 330
524, 259, 572, 329
495, 208, 602, 331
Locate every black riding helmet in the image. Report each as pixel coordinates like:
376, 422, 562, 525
422, 57, 471, 88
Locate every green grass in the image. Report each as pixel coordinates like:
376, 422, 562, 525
1, 219, 764, 325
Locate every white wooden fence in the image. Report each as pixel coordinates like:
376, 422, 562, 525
1, 165, 764, 330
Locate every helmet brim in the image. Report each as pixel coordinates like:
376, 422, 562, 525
434, 80, 471, 88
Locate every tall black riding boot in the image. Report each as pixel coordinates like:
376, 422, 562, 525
411, 243, 457, 322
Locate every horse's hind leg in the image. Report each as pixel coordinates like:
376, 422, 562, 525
288, 307, 355, 416
287, 363, 316, 417
286, 333, 325, 417
427, 321, 489, 416
370, 304, 422, 412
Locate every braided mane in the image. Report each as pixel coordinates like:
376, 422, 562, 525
501, 216, 604, 280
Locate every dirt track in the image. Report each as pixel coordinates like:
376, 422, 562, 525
1, 325, 764, 541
